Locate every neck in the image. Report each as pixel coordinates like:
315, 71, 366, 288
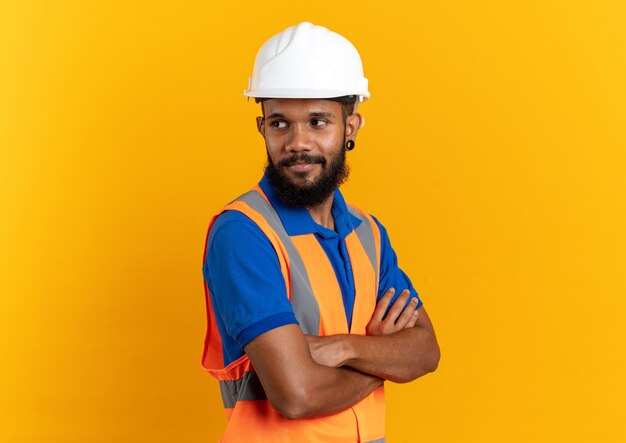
306, 194, 335, 230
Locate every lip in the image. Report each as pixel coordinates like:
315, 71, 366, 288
286, 163, 318, 173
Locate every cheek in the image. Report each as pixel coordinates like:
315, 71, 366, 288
263, 133, 280, 152
321, 132, 344, 152
264, 138, 283, 165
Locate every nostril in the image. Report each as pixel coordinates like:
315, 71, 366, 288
286, 140, 312, 152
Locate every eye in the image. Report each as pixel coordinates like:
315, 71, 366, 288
270, 120, 288, 129
310, 118, 328, 128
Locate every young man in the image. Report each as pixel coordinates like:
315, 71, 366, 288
202, 22, 440, 442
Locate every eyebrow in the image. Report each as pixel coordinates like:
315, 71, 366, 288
266, 111, 335, 119
266, 112, 285, 119
309, 112, 334, 118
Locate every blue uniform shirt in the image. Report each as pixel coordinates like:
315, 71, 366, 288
203, 175, 422, 366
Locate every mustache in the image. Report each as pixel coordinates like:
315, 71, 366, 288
278, 153, 327, 168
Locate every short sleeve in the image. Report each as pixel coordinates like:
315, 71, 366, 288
204, 210, 298, 350
372, 215, 423, 309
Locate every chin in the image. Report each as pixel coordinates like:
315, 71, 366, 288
287, 171, 321, 184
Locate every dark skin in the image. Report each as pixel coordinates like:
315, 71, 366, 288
245, 98, 440, 419
257, 99, 360, 228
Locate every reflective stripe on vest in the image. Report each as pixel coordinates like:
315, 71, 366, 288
348, 205, 380, 292
219, 370, 266, 408
238, 189, 321, 335
202, 187, 385, 442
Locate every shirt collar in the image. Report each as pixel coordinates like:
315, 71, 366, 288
258, 174, 362, 239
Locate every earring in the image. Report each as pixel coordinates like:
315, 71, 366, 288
345, 140, 355, 151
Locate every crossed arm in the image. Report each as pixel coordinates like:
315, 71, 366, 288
243, 288, 440, 419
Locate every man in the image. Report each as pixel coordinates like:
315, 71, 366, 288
202, 22, 440, 442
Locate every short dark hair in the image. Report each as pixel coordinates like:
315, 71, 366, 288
256, 95, 357, 122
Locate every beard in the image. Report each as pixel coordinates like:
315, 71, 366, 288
264, 145, 350, 208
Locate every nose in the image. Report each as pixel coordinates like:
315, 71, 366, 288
285, 124, 313, 153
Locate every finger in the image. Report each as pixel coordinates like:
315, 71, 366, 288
406, 310, 419, 328
382, 289, 410, 327
405, 303, 420, 328
371, 288, 395, 323
395, 297, 419, 329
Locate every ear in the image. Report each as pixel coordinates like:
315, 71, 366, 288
345, 113, 363, 140
256, 116, 265, 135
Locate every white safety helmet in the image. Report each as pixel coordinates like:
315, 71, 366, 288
244, 22, 370, 102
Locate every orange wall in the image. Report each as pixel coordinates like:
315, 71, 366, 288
1, 1, 625, 442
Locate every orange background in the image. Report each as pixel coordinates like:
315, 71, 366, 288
1, 1, 625, 442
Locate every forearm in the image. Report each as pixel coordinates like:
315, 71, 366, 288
245, 324, 382, 420
314, 326, 440, 383
278, 364, 382, 419
346, 327, 440, 382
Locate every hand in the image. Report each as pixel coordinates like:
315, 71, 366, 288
366, 288, 419, 336
305, 335, 347, 368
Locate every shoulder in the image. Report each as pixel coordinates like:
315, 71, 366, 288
363, 212, 383, 229
208, 209, 265, 246
369, 215, 395, 264
205, 208, 280, 272
346, 203, 390, 241
204, 208, 283, 283
210, 208, 258, 233
369, 214, 390, 238
364, 213, 393, 256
